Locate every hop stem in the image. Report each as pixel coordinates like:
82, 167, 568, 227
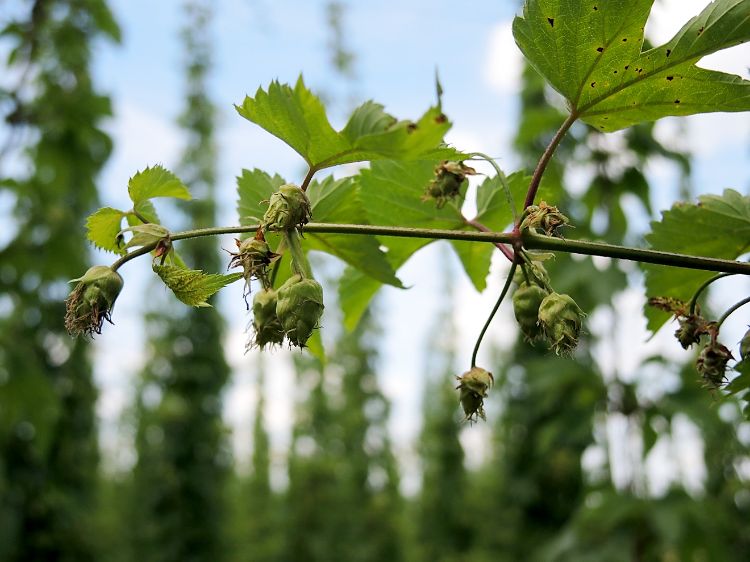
471, 261, 518, 368
285, 230, 313, 279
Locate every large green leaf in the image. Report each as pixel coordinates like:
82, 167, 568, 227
514, 0, 750, 131
305, 176, 402, 287
235, 76, 461, 169
642, 189, 750, 332
128, 165, 191, 204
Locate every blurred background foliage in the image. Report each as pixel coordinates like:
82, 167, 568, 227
1, 1, 750, 561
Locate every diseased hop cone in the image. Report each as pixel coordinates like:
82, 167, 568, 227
250, 288, 284, 350
262, 184, 312, 231
674, 314, 708, 350
513, 284, 549, 342
422, 160, 476, 209
455, 367, 494, 422
537, 292, 584, 356
696, 341, 733, 389
229, 235, 278, 291
65, 265, 124, 337
275, 274, 324, 347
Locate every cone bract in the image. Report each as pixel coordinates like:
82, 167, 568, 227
229, 236, 277, 289
513, 261, 550, 288
276, 274, 324, 347
65, 265, 124, 337
251, 289, 284, 349
262, 184, 311, 231
537, 292, 583, 356
674, 314, 707, 350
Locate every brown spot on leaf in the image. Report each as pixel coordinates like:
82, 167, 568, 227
593, 5, 598, 10
590, 82, 596, 87
624, 65, 629, 70
622, 37, 627, 42
666, 49, 671, 57
407, 122, 418, 132
674, 99, 680, 104
613, 70, 618, 74
666, 76, 674, 81
434, 114, 447, 124
698, 26, 704, 35
547, 17, 554, 27
596, 47, 604, 53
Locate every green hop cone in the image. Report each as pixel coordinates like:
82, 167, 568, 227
696, 341, 733, 389
276, 274, 324, 347
455, 367, 494, 422
421, 161, 476, 209
740, 327, 750, 361
262, 184, 312, 231
537, 292, 584, 356
513, 284, 549, 342
64, 265, 124, 337
512, 261, 550, 288
250, 288, 285, 350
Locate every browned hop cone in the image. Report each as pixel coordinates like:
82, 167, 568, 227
456, 367, 494, 422
228, 230, 279, 298
520, 201, 570, 236
262, 184, 312, 231
696, 341, 733, 389
275, 274, 324, 348
249, 288, 285, 350
537, 292, 584, 356
422, 160, 476, 209
65, 266, 124, 337
674, 314, 710, 350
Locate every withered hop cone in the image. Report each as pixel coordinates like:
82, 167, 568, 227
275, 274, 324, 347
65, 266, 124, 337
262, 184, 312, 231
249, 288, 285, 350
456, 367, 494, 422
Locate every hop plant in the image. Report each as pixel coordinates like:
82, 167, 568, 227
422, 160, 476, 209
537, 292, 584, 356
262, 183, 312, 231
696, 341, 733, 389
228, 231, 279, 293
276, 274, 324, 347
455, 367, 494, 422
65, 266, 124, 337
250, 288, 285, 350
513, 284, 549, 342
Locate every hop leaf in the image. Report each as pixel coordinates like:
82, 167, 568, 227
153, 264, 242, 307
128, 165, 191, 205
86, 207, 127, 254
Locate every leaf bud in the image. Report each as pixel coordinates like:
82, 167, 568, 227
262, 184, 312, 231
276, 274, 324, 347
422, 160, 476, 209
537, 292, 584, 356
520, 201, 570, 236
64, 266, 124, 337
696, 341, 733, 389
249, 288, 285, 350
455, 367, 494, 422
513, 284, 549, 342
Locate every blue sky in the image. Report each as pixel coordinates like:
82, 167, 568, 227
7, 0, 747, 489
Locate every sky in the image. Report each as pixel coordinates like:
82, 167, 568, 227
5, 0, 749, 492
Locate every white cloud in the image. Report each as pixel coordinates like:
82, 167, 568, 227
483, 21, 523, 95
